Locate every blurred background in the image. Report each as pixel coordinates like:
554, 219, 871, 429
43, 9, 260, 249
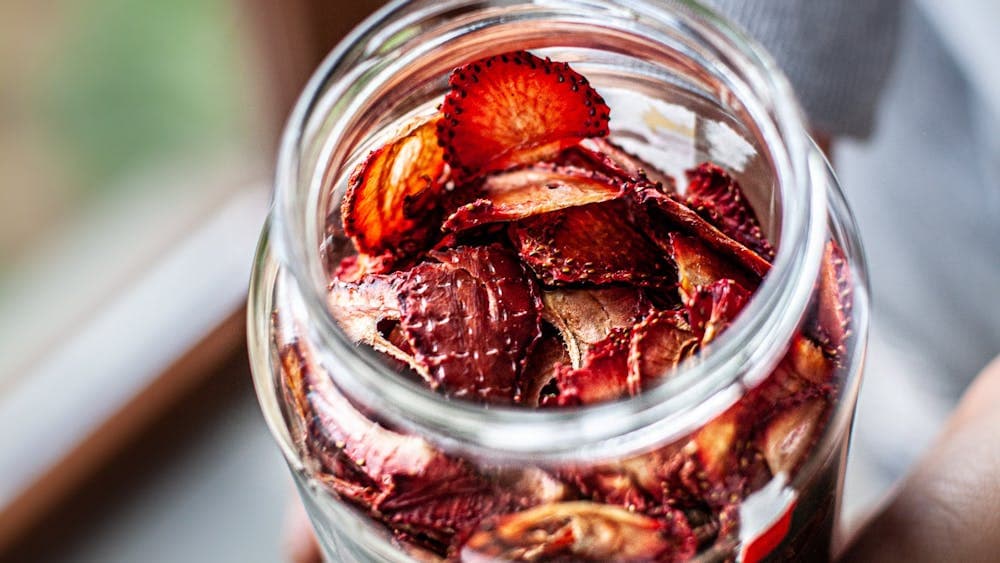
0, 0, 997, 561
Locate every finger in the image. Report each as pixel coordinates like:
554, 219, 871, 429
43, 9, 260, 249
943, 354, 1000, 435
840, 354, 1000, 562
285, 497, 323, 563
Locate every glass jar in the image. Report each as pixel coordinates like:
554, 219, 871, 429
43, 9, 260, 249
248, 0, 869, 561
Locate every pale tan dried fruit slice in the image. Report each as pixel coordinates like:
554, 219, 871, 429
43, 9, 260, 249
756, 398, 827, 475
518, 330, 571, 407
542, 286, 648, 368
460, 501, 696, 562
667, 233, 760, 302
627, 310, 699, 395
327, 274, 427, 377
443, 164, 622, 232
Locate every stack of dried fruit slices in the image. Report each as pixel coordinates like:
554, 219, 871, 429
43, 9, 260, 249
278, 50, 853, 561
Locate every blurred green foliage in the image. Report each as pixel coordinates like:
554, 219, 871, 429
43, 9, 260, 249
41, 0, 250, 195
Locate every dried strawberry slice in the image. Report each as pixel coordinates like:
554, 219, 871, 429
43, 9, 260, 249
343, 118, 447, 257
627, 310, 699, 394
460, 501, 697, 563
334, 251, 395, 283
542, 286, 650, 368
278, 335, 507, 551
691, 406, 745, 482
398, 245, 542, 403
749, 333, 836, 412
685, 162, 775, 260
443, 164, 622, 232
688, 403, 771, 507
686, 278, 752, 345
439, 50, 610, 179
278, 337, 487, 491
510, 199, 674, 286
755, 397, 828, 476
564, 443, 688, 515
518, 329, 571, 407
569, 137, 676, 191
634, 183, 771, 278
810, 240, 853, 354
667, 233, 760, 301
327, 274, 428, 377
551, 328, 631, 406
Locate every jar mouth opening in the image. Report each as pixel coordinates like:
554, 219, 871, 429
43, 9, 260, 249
271, 0, 828, 463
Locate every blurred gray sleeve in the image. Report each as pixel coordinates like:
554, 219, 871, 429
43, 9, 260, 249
705, 0, 904, 138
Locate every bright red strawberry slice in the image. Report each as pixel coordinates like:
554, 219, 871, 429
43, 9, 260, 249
509, 199, 674, 287
442, 165, 622, 232
343, 118, 447, 257
685, 162, 775, 260
439, 50, 610, 179
398, 245, 542, 403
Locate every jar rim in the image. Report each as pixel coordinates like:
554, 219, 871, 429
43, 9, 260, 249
269, 0, 829, 463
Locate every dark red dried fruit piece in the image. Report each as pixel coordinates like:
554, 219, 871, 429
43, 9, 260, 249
570, 137, 676, 191
551, 328, 631, 406
510, 199, 674, 286
460, 501, 697, 563
627, 310, 699, 395
811, 240, 853, 354
564, 442, 687, 515
443, 164, 622, 232
667, 233, 760, 302
398, 245, 542, 403
687, 404, 772, 511
278, 338, 500, 545
518, 329, 571, 407
686, 278, 752, 345
634, 183, 771, 278
542, 286, 650, 368
343, 118, 448, 257
685, 162, 775, 260
439, 50, 610, 179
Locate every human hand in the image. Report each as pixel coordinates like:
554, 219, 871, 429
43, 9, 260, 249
284, 355, 1000, 562
840, 354, 1000, 561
